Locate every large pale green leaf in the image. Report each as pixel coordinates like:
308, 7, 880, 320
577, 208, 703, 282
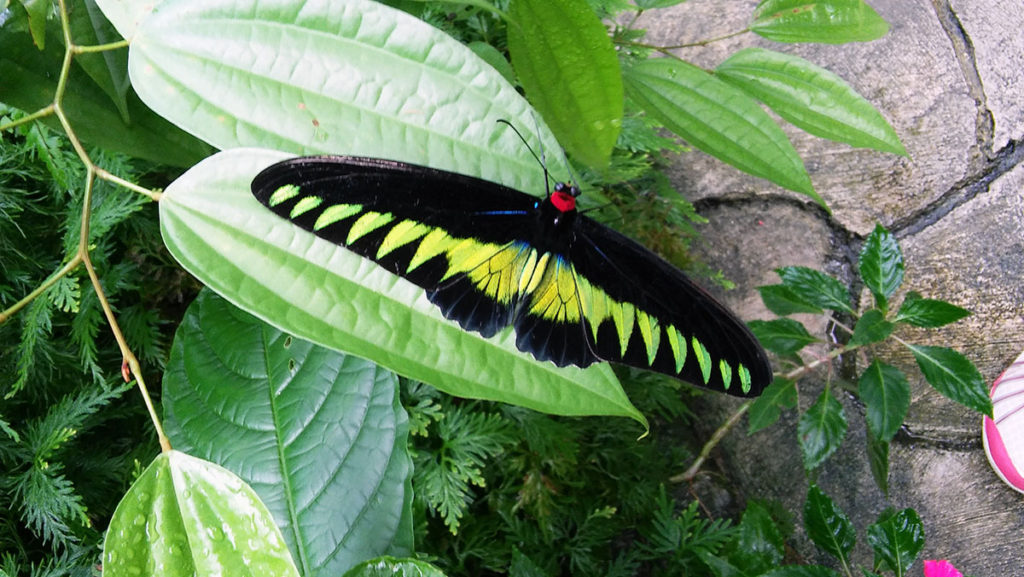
163, 289, 413, 575
128, 0, 567, 192
103, 450, 300, 577
0, 22, 212, 167
159, 147, 646, 425
716, 48, 905, 155
507, 0, 623, 168
623, 58, 822, 205
751, 0, 889, 44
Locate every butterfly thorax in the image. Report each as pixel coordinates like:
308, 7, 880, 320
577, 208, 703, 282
530, 183, 580, 254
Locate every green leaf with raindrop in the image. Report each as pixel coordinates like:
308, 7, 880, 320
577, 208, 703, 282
103, 450, 300, 577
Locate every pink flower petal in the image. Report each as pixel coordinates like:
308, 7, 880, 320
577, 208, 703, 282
924, 559, 963, 577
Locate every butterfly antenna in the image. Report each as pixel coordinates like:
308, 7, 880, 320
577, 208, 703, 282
497, 118, 551, 196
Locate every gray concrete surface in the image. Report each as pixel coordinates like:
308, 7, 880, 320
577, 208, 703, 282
637, 1, 1024, 574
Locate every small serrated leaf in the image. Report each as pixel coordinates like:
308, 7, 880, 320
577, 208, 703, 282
858, 360, 909, 441
866, 508, 925, 576
895, 293, 970, 328
849, 310, 895, 345
758, 284, 823, 316
803, 485, 856, 563
866, 430, 890, 496
907, 345, 992, 416
798, 390, 847, 470
859, 224, 905, 309
749, 378, 798, 434
749, 318, 818, 355
776, 266, 853, 313
716, 49, 905, 155
751, 0, 889, 44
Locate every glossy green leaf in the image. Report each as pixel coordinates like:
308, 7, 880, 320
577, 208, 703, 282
68, 0, 131, 121
858, 223, 904, 309
849, 309, 894, 345
734, 501, 785, 573
507, 0, 623, 168
103, 450, 300, 577
866, 508, 924, 576
751, 0, 889, 44
0, 22, 212, 167
907, 345, 992, 416
159, 148, 645, 425
162, 290, 413, 575
759, 566, 842, 577
798, 389, 847, 470
804, 485, 855, 563
749, 318, 818, 355
128, 0, 568, 193
776, 266, 853, 313
757, 284, 823, 316
717, 49, 904, 155
866, 430, 890, 496
19, 0, 49, 48
857, 360, 909, 441
895, 292, 970, 328
342, 556, 447, 577
623, 58, 822, 204
748, 378, 797, 434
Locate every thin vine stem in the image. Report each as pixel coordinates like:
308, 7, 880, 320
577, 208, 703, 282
0, 0, 173, 451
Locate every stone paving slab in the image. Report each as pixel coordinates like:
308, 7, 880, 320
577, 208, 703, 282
639, 1, 1024, 574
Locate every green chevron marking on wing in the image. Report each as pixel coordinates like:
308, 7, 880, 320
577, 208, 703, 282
692, 337, 712, 385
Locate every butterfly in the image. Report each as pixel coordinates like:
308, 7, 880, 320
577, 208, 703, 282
251, 154, 772, 397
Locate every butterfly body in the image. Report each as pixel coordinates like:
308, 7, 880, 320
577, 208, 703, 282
252, 156, 772, 397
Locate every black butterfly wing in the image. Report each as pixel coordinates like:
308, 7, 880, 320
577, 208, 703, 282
559, 215, 773, 396
251, 156, 541, 338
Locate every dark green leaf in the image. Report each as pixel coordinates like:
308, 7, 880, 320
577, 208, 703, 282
623, 58, 822, 204
895, 292, 970, 328
857, 360, 909, 441
716, 49, 905, 155
866, 430, 890, 496
803, 485, 855, 563
508, 0, 623, 168
68, 0, 131, 121
748, 378, 797, 434
751, 0, 889, 44
858, 223, 904, 309
798, 390, 847, 470
850, 310, 894, 345
734, 501, 785, 573
20, 0, 49, 49
341, 556, 447, 577
162, 290, 414, 576
866, 508, 924, 576
758, 284, 824, 315
103, 451, 301, 577
749, 318, 818, 355
907, 345, 992, 416
776, 266, 853, 313
759, 566, 841, 577
509, 547, 548, 577
0, 24, 211, 166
